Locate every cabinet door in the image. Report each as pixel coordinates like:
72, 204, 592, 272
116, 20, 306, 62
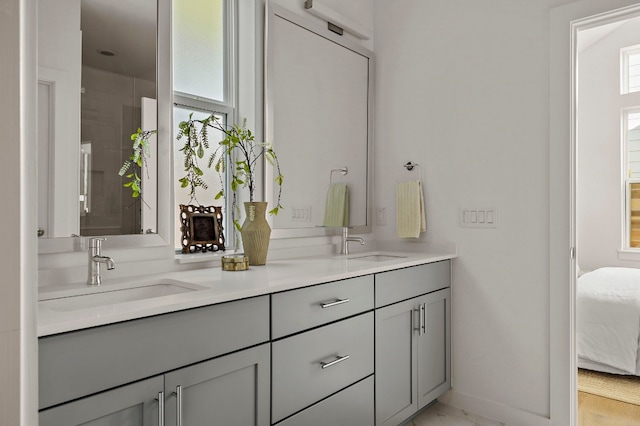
39, 376, 163, 426
375, 298, 417, 426
416, 288, 451, 409
164, 343, 270, 426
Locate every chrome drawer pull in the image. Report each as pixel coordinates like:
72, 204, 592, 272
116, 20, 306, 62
155, 391, 165, 426
320, 298, 350, 309
320, 354, 350, 369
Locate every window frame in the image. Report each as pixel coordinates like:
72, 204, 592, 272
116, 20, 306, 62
624, 179, 640, 249
621, 44, 640, 95
172, 0, 238, 252
621, 107, 640, 251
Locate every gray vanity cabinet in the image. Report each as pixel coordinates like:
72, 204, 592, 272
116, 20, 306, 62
38, 260, 453, 426
374, 261, 451, 426
270, 275, 375, 425
39, 376, 163, 426
164, 343, 270, 426
39, 296, 271, 426
39, 344, 270, 426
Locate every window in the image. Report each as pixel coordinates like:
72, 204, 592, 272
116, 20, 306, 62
624, 110, 640, 248
622, 46, 640, 94
173, 0, 234, 251
627, 182, 640, 248
173, 0, 226, 102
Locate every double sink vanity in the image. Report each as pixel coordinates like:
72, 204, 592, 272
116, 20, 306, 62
38, 250, 455, 426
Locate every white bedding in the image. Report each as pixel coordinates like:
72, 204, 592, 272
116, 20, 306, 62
576, 267, 640, 376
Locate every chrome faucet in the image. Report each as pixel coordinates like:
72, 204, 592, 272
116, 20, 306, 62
342, 227, 364, 255
88, 237, 115, 285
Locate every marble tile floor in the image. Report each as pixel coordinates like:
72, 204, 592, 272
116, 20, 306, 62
407, 402, 507, 426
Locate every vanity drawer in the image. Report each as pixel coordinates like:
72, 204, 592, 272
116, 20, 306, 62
375, 260, 451, 308
39, 295, 269, 410
271, 312, 374, 423
271, 275, 374, 338
277, 376, 374, 426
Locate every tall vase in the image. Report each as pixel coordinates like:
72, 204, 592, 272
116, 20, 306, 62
240, 202, 271, 265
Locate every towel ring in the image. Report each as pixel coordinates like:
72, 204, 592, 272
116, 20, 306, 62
404, 162, 418, 171
330, 167, 348, 183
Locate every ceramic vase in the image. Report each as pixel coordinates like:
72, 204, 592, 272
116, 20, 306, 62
240, 202, 271, 265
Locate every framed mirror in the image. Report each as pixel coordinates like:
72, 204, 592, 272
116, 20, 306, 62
37, 0, 172, 253
265, 4, 374, 238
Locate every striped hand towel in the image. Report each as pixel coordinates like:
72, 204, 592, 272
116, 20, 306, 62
396, 180, 426, 238
323, 183, 349, 227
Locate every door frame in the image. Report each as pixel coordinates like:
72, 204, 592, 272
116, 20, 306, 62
550, 1, 640, 425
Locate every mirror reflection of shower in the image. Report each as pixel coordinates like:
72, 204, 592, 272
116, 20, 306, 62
36, 0, 157, 238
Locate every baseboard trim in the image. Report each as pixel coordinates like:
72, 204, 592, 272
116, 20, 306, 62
438, 390, 551, 426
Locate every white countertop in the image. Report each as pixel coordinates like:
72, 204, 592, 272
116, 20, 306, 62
38, 250, 456, 337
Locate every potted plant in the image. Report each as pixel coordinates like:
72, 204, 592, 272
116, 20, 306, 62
177, 115, 284, 264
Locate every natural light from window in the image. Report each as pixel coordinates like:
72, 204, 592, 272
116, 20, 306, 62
624, 110, 640, 248
622, 47, 640, 94
172, 0, 233, 251
173, 0, 225, 102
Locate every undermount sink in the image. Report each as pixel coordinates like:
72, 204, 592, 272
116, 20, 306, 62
40, 279, 208, 312
346, 254, 407, 262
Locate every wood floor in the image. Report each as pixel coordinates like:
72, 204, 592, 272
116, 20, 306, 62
578, 391, 640, 426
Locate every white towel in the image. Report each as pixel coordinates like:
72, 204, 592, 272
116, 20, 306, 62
396, 180, 426, 238
323, 183, 349, 227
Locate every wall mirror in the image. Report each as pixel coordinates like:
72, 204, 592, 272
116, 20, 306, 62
37, 0, 171, 253
265, 4, 373, 238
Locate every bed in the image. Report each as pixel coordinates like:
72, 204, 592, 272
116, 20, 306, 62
577, 267, 640, 376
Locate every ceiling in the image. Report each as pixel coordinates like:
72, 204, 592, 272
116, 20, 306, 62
81, 0, 156, 81
578, 16, 640, 53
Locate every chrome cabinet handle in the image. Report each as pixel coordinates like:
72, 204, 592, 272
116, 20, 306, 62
173, 386, 183, 426
320, 354, 350, 369
422, 303, 427, 334
320, 298, 350, 309
415, 304, 426, 336
413, 306, 422, 335
155, 391, 165, 426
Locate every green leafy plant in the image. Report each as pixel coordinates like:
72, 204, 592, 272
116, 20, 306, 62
175, 113, 211, 204
121, 117, 284, 244
178, 116, 284, 247
207, 118, 284, 214
119, 128, 156, 199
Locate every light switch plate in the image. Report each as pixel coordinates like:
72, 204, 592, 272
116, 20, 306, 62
459, 207, 498, 228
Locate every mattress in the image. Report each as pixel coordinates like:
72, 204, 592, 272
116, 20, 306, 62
576, 267, 640, 376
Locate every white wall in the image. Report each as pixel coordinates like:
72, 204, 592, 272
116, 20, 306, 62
577, 19, 640, 271
0, 0, 39, 425
373, 0, 551, 424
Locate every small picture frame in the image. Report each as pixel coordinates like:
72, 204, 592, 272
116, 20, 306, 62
179, 205, 225, 253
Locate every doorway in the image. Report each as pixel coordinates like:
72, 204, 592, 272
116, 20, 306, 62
575, 12, 640, 424
550, 2, 640, 425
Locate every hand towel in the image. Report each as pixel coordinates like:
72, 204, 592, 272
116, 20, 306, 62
396, 180, 426, 238
323, 183, 349, 227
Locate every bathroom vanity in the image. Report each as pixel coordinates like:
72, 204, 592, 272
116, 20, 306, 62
38, 252, 454, 426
